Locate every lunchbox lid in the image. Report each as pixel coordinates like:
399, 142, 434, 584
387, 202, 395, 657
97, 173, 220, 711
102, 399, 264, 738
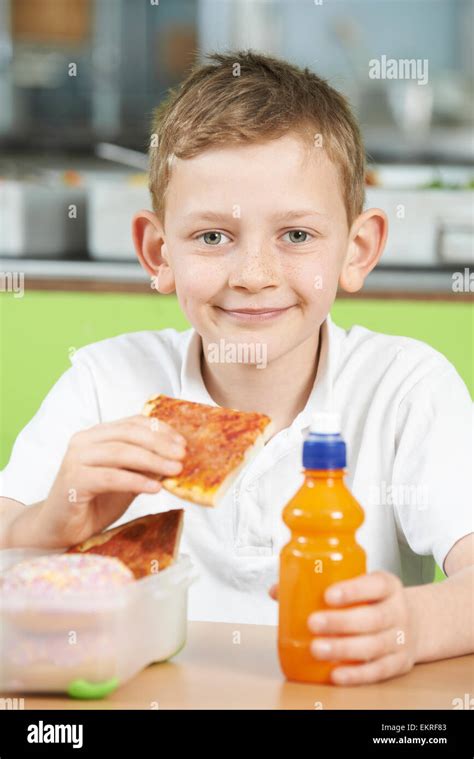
0, 548, 198, 613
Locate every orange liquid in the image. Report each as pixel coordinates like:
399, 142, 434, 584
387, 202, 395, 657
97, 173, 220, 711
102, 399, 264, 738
278, 468, 366, 683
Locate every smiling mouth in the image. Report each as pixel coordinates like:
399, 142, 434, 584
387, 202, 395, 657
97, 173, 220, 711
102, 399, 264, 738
215, 306, 296, 321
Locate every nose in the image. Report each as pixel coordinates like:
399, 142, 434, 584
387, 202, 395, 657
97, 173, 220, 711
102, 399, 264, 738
228, 247, 281, 292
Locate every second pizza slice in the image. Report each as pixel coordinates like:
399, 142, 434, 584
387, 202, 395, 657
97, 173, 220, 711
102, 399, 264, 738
142, 395, 274, 507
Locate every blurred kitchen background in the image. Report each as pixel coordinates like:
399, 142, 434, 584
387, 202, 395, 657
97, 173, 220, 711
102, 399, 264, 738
1, 0, 473, 273
1, 0, 473, 520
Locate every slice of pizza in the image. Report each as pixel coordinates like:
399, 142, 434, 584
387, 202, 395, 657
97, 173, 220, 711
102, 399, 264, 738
142, 394, 274, 507
66, 510, 183, 579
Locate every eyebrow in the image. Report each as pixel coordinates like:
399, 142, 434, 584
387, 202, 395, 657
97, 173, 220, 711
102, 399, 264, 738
182, 209, 328, 223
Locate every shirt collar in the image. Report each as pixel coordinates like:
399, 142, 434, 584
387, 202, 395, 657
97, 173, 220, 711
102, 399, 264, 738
288, 312, 344, 438
179, 312, 345, 438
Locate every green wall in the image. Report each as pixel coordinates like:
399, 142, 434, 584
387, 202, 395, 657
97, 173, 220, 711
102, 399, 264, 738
1, 291, 472, 582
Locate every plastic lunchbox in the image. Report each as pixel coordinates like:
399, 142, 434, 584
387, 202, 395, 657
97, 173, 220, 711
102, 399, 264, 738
0, 548, 198, 699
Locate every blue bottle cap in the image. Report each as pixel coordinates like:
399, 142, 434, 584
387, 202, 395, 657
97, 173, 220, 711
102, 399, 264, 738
302, 411, 346, 470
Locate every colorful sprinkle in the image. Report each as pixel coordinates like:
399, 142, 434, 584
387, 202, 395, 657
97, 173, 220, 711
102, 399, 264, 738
1, 553, 134, 598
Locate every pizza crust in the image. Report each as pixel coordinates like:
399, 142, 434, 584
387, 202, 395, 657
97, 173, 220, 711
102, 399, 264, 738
66, 511, 184, 578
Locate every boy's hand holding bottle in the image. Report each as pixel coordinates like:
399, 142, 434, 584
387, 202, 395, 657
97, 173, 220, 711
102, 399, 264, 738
275, 411, 419, 685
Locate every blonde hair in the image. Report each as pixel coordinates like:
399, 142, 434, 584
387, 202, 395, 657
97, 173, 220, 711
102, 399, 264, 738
148, 50, 366, 227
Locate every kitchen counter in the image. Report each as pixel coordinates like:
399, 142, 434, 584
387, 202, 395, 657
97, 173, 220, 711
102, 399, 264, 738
1, 258, 472, 300
19, 621, 474, 710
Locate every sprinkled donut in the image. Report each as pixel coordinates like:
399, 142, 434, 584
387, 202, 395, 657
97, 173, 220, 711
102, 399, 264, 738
1, 553, 135, 634
2, 553, 134, 597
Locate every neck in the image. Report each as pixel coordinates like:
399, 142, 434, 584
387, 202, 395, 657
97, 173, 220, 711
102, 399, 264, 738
200, 326, 323, 438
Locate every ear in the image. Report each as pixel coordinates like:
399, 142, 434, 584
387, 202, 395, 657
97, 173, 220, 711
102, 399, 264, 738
339, 208, 388, 293
131, 209, 176, 294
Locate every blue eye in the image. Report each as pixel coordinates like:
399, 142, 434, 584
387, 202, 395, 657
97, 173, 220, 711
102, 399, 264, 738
282, 230, 311, 244
198, 231, 231, 246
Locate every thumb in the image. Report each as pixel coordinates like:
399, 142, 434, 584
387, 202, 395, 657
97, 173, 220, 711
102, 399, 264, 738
269, 583, 279, 601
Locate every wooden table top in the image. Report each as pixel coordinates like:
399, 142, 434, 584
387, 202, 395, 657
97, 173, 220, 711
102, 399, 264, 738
20, 621, 474, 710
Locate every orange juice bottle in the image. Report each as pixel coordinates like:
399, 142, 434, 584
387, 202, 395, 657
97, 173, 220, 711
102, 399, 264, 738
278, 411, 366, 683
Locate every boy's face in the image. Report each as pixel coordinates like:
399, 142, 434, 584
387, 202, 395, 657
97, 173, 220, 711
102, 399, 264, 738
135, 133, 382, 365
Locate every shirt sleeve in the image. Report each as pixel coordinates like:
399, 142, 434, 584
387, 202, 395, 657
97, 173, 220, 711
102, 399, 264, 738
0, 352, 101, 506
392, 361, 473, 578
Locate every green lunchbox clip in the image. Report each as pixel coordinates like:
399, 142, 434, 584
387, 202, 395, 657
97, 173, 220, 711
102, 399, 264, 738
67, 677, 119, 700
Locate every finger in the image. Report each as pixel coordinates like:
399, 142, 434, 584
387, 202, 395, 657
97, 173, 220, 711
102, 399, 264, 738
108, 416, 187, 446
140, 414, 187, 442
324, 571, 402, 607
72, 421, 187, 459
79, 467, 164, 496
269, 584, 278, 601
81, 442, 184, 477
115, 414, 186, 444
330, 652, 412, 686
308, 598, 396, 635
310, 627, 399, 663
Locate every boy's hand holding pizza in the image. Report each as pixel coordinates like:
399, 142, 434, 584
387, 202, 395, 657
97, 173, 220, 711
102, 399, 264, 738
16, 395, 272, 551
29, 415, 186, 549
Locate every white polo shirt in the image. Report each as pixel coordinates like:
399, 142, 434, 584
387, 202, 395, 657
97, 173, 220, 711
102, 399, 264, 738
1, 314, 472, 624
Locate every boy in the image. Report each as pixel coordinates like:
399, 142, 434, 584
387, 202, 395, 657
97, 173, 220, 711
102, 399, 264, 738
1, 51, 472, 686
